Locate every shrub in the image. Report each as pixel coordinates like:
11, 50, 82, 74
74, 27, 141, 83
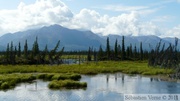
1, 82, 10, 89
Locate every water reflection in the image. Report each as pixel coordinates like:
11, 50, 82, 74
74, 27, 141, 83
0, 73, 180, 101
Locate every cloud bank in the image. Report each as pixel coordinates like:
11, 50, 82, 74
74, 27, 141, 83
0, 0, 179, 38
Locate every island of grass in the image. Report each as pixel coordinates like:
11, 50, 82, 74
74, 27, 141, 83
0, 73, 85, 90
0, 61, 175, 90
48, 80, 87, 89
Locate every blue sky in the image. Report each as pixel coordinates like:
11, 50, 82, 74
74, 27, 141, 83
62, 0, 180, 27
0, 0, 180, 37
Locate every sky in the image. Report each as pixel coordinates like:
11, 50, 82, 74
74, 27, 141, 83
0, 0, 180, 38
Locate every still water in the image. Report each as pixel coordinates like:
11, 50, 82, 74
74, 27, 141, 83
0, 73, 180, 101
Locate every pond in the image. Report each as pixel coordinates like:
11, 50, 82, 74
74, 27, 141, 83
0, 73, 180, 101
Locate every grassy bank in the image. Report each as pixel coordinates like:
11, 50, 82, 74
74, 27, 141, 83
0, 61, 174, 90
0, 61, 174, 75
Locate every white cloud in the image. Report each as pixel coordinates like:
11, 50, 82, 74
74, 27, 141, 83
162, 25, 180, 37
102, 5, 148, 12
0, 0, 73, 35
67, 9, 160, 36
0, 0, 178, 38
177, 0, 180, 3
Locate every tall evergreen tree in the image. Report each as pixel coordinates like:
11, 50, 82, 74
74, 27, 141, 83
129, 44, 133, 58
98, 45, 104, 60
24, 40, 28, 59
106, 37, 110, 59
140, 42, 143, 60
117, 44, 121, 56
10, 41, 15, 64
18, 42, 21, 57
32, 37, 39, 56
93, 49, 97, 62
10, 42, 13, 62
114, 39, 118, 58
6, 43, 10, 62
126, 46, 130, 58
87, 47, 92, 61
42, 44, 48, 63
14, 46, 17, 56
134, 44, 137, 59
121, 36, 125, 60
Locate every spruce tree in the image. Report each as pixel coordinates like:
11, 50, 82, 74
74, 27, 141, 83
106, 37, 110, 59
10, 41, 15, 64
14, 46, 17, 56
32, 37, 39, 56
6, 43, 10, 62
24, 40, 28, 59
98, 45, 104, 60
114, 39, 118, 58
129, 44, 133, 58
134, 44, 137, 59
140, 42, 143, 60
121, 36, 125, 60
42, 44, 48, 63
10, 42, 13, 63
93, 49, 97, 62
18, 42, 21, 57
87, 47, 91, 61
117, 44, 121, 56
126, 46, 130, 59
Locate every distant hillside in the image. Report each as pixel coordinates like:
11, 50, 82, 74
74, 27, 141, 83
0, 24, 103, 51
0, 24, 179, 51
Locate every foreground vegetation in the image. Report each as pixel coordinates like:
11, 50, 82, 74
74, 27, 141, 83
0, 74, 36, 90
0, 73, 84, 90
48, 80, 87, 89
0, 61, 174, 75
0, 61, 174, 90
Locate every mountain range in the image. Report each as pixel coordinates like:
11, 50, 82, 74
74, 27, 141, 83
0, 24, 178, 51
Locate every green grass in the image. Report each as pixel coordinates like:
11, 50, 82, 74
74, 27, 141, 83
0, 73, 82, 90
0, 74, 36, 90
0, 61, 174, 90
37, 73, 81, 81
0, 61, 174, 75
48, 80, 87, 89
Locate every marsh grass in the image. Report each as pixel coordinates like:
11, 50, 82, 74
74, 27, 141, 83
0, 61, 174, 90
0, 74, 36, 90
48, 80, 87, 89
37, 73, 81, 81
0, 61, 174, 75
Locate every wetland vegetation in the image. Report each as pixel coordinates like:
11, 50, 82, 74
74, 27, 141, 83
0, 36, 179, 90
0, 61, 174, 90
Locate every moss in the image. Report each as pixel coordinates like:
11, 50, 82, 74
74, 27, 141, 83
48, 80, 87, 89
51, 74, 81, 81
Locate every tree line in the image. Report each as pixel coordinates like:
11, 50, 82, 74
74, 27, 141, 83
87, 36, 149, 61
0, 35, 179, 69
0, 37, 64, 65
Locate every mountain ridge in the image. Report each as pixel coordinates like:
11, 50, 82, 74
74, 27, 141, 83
0, 24, 178, 51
